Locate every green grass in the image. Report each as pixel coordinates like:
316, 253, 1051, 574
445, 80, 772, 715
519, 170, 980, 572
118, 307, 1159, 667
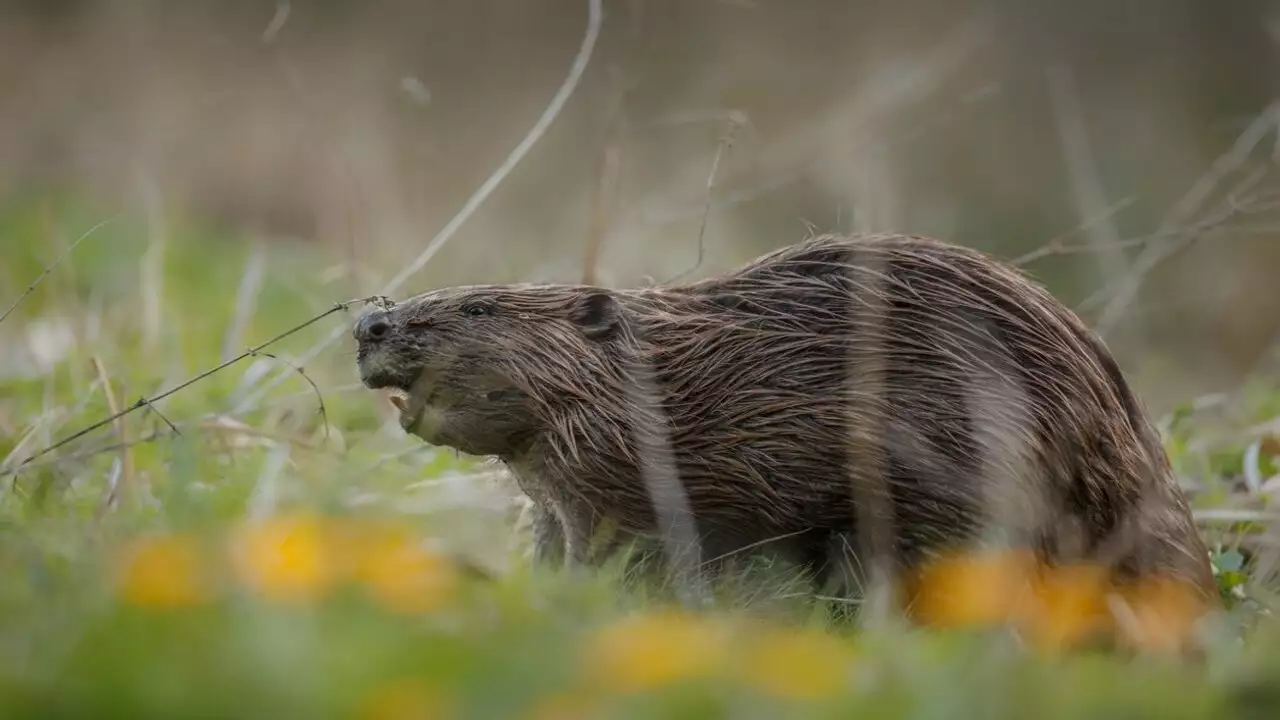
1, 195, 1279, 718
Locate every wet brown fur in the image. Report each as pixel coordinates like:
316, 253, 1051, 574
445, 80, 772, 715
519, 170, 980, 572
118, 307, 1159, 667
353, 232, 1219, 604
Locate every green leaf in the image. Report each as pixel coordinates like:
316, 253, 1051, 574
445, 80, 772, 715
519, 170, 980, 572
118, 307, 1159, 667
1214, 549, 1245, 573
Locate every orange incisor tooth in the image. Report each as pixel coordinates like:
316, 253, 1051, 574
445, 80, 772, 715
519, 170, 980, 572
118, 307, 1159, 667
388, 392, 408, 413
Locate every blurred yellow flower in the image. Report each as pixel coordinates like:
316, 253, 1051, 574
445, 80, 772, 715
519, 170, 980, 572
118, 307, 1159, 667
581, 610, 727, 693
909, 549, 1038, 628
357, 678, 451, 720
737, 626, 854, 700
523, 691, 600, 720
905, 546, 1215, 655
229, 514, 335, 603
350, 525, 460, 615
117, 533, 209, 608
1019, 564, 1112, 652
1114, 576, 1210, 654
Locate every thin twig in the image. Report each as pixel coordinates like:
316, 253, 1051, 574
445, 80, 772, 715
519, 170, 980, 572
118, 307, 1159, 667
697, 528, 814, 570
11, 298, 374, 471
0, 216, 116, 327
139, 397, 182, 437
1023, 224, 1272, 268
248, 350, 330, 440
1011, 197, 1137, 266
1015, 184, 1280, 290
665, 111, 745, 285
231, 0, 604, 416
67, 431, 172, 468
1, 410, 342, 481
1077, 182, 1279, 316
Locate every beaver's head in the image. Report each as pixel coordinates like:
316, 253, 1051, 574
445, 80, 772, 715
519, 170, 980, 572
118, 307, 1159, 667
353, 284, 623, 458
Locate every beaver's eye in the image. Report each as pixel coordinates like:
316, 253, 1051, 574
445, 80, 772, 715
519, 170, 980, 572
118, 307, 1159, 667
463, 304, 489, 318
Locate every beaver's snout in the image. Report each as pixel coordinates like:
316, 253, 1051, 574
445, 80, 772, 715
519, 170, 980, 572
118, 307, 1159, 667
353, 308, 417, 391
353, 309, 393, 344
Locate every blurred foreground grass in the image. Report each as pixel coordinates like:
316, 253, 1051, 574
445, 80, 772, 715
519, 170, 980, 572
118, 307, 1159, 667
2, 195, 1280, 718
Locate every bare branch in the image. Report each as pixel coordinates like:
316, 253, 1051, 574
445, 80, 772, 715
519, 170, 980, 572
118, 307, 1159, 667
1011, 197, 1136, 266
1089, 103, 1280, 335
1010, 191, 1278, 268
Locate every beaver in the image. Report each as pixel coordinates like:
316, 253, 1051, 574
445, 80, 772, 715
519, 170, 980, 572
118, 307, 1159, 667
352, 232, 1219, 607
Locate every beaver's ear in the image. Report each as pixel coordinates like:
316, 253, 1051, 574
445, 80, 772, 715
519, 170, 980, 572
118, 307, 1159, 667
569, 291, 619, 341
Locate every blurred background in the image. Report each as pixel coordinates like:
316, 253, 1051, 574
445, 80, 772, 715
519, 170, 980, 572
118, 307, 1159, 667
3, 0, 1279, 408
2, 3, 1280, 714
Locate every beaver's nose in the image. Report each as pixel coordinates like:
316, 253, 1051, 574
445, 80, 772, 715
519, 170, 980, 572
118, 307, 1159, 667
353, 310, 392, 343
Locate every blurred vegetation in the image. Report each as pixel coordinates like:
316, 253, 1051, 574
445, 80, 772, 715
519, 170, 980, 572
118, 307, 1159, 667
4, 0, 1280, 403
4, 0, 1280, 716
1, 189, 1279, 720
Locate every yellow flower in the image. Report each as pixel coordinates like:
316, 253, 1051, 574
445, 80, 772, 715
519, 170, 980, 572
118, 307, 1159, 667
229, 514, 335, 603
909, 549, 1038, 628
581, 610, 727, 693
1114, 576, 1211, 655
736, 626, 854, 700
117, 533, 209, 608
356, 678, 451, 720
1019, 563, 1112, 652
350, 525, 460, 615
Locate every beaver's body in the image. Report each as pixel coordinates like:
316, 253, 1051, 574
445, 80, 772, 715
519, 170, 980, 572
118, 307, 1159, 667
353, 233, 1217, 602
